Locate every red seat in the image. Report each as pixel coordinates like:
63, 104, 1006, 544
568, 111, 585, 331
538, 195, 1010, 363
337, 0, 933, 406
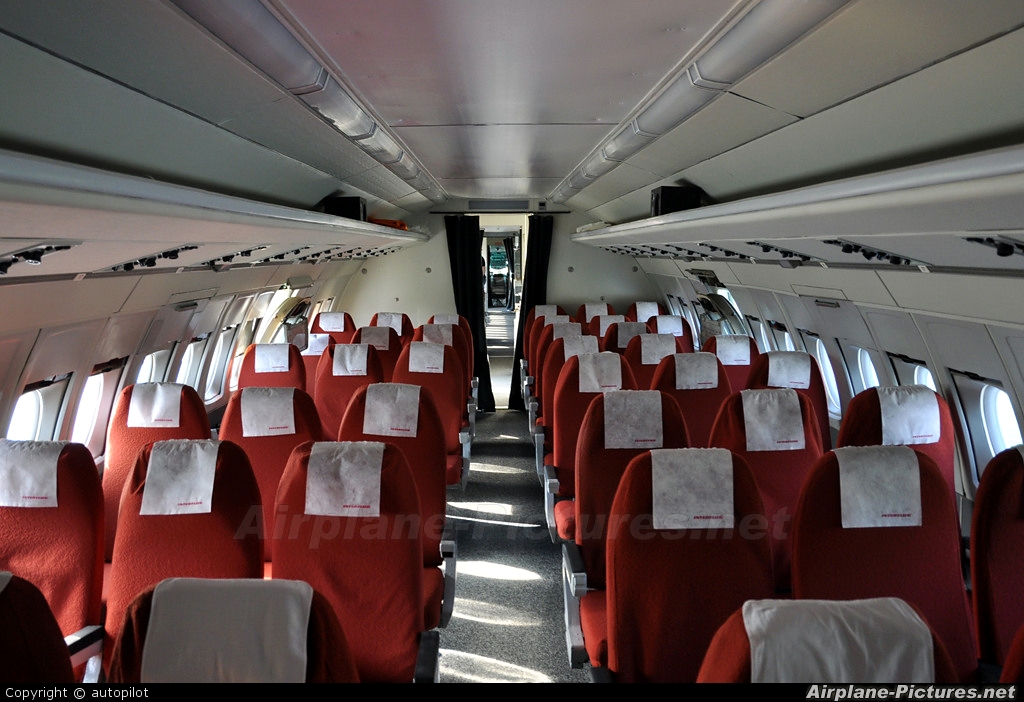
575, 302, 613, 324
103, 382, 211, 560
371, 311, 415, 347
0, 572, 75, 683
709, 388, 823, 591
415, 322, 472, 401
647, 315, 696, 352
310, 311, 356, 345
337, 384, 452, 629
1001, 623, 1024, 683
600, 321, 648, 354
299, 331, 333, 400
605, 450, 773, 682
624, 300, 666, 323
218, 387, 325, 559
746, 350, 833, 450
650, 352, 732, 447
104, 440, 263, 671
621, 333, 682, 389
586, 314, 625, 341
701, 335, 761, 393
524, 305, 567, 377
352, 326, 403, 381
836, 385, 957, 499
313, 343, 384, 440
272, 442, 432, 682
0, 441, 103, 644
108, 578, 359, 682
698, 599, 958, 683
792, 447, 977, 682
236, 343, 306, 393
972, 447, 1024, 667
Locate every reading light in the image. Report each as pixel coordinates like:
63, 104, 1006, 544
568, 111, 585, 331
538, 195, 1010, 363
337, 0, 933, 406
20, 250, 44, 265
996, 242, 1015, 257
0, 261, 12, 275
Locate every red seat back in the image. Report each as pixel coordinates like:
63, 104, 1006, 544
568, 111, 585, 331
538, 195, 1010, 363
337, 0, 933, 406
310, 311, 356, 345
352, 326, 403, 381
624, 301, 666, 323
103, 383, 211, 560
236, 343, 306, 392
621, 333, 685, 389
601, 321, 648, 355
0, 573, 75, 683
646, 314, 696, 353
371, 311, 415, 347
701, 335, 761, 393
746, 350, 833, 450
313, 343, 385, 440
575, 302, 614, 324
650, 353, 732, 447
391, 343, 465, 456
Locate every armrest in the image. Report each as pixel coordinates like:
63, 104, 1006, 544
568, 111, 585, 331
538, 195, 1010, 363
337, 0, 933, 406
527, 397, 538, 433
440, 538, 457, 628
66, 624, 104, 682
459, 429, 472, 490
532, 422, 545, 483
466, 399, 477, 440
543, 463, 560, 543
414, 630, 441, 683
562, 541, 588, 668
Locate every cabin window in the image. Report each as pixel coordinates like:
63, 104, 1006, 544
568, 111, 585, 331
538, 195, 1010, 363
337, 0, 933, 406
841, 345, 882, 394
950, 372, 1022, 483
6, 376, 70, 441
70, 363, 124, 456
808, 336, 842, 418
174, 336, 209, 389
137, 347, 173, 383
887, 354, 936, 391
914, 365, 937, 391
858, 348, 880, 390
748, 317, 771, 353
203, 326, 237, 402
228, 290, 278, 391
981, 384, 1022, 458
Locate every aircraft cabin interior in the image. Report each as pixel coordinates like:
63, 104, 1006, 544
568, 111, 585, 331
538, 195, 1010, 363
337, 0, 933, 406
2, 0, 1024, 685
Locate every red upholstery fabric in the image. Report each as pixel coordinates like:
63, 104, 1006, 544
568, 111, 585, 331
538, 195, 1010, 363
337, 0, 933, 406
792, 450, 978, 682
301, 345, 328, 401
370, 311, 415, 347
415, 323, 472, 399
0, 574, 75, 683
701, 335, 762, 394
218, 388, 325, 559
708, 390, 823, 591
622, 334, 691, 390
580, 589, 608, 668
272, 442, 425, 682
650, 354, 732, 448
1001, 623, 1024, 683
531, 322, 561, 419
0, 442, 103, 639
352, 326, 403, 381
526, 306, 566, 373
836, 387, 957, 499
104, 441, 263, 670
575, 303, 614, 324
236, 343, 306, 393
606, 451, 773, 682
313, 344, 384, 440
697, 604, 959, 683
645, 315, 696, 353
625, 301, 666, 322
574, 392, 690, 590
551, 355, 637, 499
337, 386, 447, 572
310, 311, 356, 344
539, 336, 591, 447
745, 351, 833, 450
108, 582, 360, 683
972, 447, 1024, 666
103, 383, 211, 560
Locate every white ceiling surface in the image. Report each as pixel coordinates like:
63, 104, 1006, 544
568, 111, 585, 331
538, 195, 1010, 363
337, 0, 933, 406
0, 0, 1024, 279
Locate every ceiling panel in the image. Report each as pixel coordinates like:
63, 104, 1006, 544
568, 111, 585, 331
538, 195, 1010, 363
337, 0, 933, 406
566, 163, 661, 212
436, 177, 563, 200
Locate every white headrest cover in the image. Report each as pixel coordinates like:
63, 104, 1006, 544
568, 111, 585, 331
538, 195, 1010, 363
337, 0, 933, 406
140, 440, 219, 515
363, 384, 420, 438
584, 303, 609, 322
836, 446, 922, 528
579, 352, 623, 394
741, 389, 805, 452
543, 314, 571, 326
651, 448, 734, 529
375, 312, 405, 335
432, 314, 460, 326
603, 391, 663, 450
766, 351, 812, 389
640, 334, 676, 366
616, 322, 648, 349
422, 324, 453, 347
301, 333, 331, 357
655, 315, 684, 337
254, 344, 291, 373
0, 440, 66, 508
743, 598, 934, 683
878, 385, 941, 446
551, 322, 581, 341
317, 312, 348, 332
332, 344, 369, 377
634, 301, 660, 323
359, 326, 391, 351
0, 571, 11, 595
305, 441, 385, 517
715, 335, 751, 366
409, 342, 445, 374
141, 578, 313, 683
597, 315, 625, 337
674, 352, 719, 390
240, 387, 296, 437
127, 383, 183, 428
535, 304, 558, 319
564, 335, 599, 361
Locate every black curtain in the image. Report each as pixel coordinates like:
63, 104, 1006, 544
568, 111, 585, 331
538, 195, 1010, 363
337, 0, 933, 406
445, 215, 496, 412
508, 215, 553, 411
502, 236, 515, 310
